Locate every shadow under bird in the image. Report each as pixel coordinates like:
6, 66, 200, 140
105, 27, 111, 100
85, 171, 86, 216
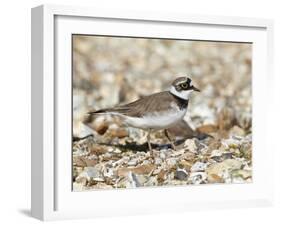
88, 76, 200, 152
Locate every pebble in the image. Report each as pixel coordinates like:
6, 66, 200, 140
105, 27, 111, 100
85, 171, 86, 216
107, 126, 129, 138
92, 116, 109, 135
117, 164, 155, 177
159, 152, 166, 159
166, 158, 178, 166
191, 161, 207, 172
229, 125, 245, 137
175, 169, 189, 181
184, 139, 198, 153
196, 124, 218, 134
154, 157, 162, 165
188, 172, 207, 184
206, 159, 243, 183
210, 149, 222, 158
76, 166, 104, 183
127, 159, 138, 166
113, 148, 122, 154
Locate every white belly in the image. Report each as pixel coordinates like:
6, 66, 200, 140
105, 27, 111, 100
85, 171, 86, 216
122, 108, 187, 130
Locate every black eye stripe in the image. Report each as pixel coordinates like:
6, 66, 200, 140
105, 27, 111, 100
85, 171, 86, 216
174, 78, 193, 91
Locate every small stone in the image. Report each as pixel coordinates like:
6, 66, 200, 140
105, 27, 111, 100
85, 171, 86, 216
208, 139, 222, 150
229, 125, 245, 137
154, 157, 162, 165
102, 152, 113, 160
93, 183, 114, 189
191, 161, 207, 172
112, 157, 126, 167
145, 176, 158, 186
152, 168, 161, 175
221, 137, 241, 149
107, 127, 129, 138
166, 157, 178, 166
134, 174, 148, 186
73, 156, 87, 167
73, 167, 83, 179
184, 139, 198, 153
221, 152, 233, 160
127, 172, 141, 188
196, 124, 218, 134
120, 172, 148, 188
166, 171, 175, 181
75, 176, 87, 185
231, 169, 252, 180
197, 142, 208, 153
107, 147, 114, 152
127, 159, 138, 166
73, 182, 85, 191
175, 169, 188, 180
182, 152, 196, 161
103, 168, 114, 178
92, 116, 109, 135
188, 172, 207, 184
113, 148, 122, 154
142, 160, 151, 165
178, 160, 192, 171
212, 148, 233, 161
171, 149, 185, 157
73, 156, 98, 167
89, 144, 108, 155
76, 166, 104, 183
210, 149, 222, 158
117, 164, 155, 177
92, 177, 105, 182
159, 152, 166, 159
206, 159, 243, 183
207, 173, 223, 183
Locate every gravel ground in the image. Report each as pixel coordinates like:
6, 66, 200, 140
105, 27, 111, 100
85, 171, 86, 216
72, 35, 252, 191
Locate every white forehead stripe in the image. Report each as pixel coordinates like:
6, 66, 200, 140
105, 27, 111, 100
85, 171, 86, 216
169, 86, 193, 100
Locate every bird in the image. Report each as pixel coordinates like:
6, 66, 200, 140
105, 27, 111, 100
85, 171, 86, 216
87, 76, 200, 152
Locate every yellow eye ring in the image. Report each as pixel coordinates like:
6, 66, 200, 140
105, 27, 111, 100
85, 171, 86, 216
181, 83, 188, 89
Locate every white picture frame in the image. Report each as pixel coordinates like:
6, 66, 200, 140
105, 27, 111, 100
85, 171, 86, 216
31, 4, 274, 221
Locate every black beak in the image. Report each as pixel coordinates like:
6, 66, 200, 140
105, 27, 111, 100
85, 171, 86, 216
191, 85, 200, 92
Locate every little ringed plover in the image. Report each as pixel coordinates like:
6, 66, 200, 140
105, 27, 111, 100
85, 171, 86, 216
88, 76, 200, 152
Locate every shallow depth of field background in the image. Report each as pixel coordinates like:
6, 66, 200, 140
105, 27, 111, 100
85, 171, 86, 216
72, 35, 252, 191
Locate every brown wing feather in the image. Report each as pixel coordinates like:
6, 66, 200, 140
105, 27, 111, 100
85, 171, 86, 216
113, 91, 177, 117
88, 91, 188, 117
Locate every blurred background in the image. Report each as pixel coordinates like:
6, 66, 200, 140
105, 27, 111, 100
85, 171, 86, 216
73, 35, 251, 136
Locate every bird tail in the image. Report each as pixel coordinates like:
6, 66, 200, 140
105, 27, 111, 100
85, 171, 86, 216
87, 108, 117, 115
87, 105, 130, 116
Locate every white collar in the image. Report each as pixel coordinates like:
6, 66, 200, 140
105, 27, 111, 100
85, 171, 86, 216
169, 86, 193, 100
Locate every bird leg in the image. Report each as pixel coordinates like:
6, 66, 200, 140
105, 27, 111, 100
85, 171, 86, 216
147, 129, 152, 152
164, 129, 177, 151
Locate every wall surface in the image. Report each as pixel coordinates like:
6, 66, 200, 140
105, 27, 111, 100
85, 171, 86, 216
0, 0, 280, 225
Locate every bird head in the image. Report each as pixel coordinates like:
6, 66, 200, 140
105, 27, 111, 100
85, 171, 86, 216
170, 76, 200, 100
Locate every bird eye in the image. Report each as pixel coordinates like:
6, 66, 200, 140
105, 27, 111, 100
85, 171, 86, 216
181, 83, 188, 89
